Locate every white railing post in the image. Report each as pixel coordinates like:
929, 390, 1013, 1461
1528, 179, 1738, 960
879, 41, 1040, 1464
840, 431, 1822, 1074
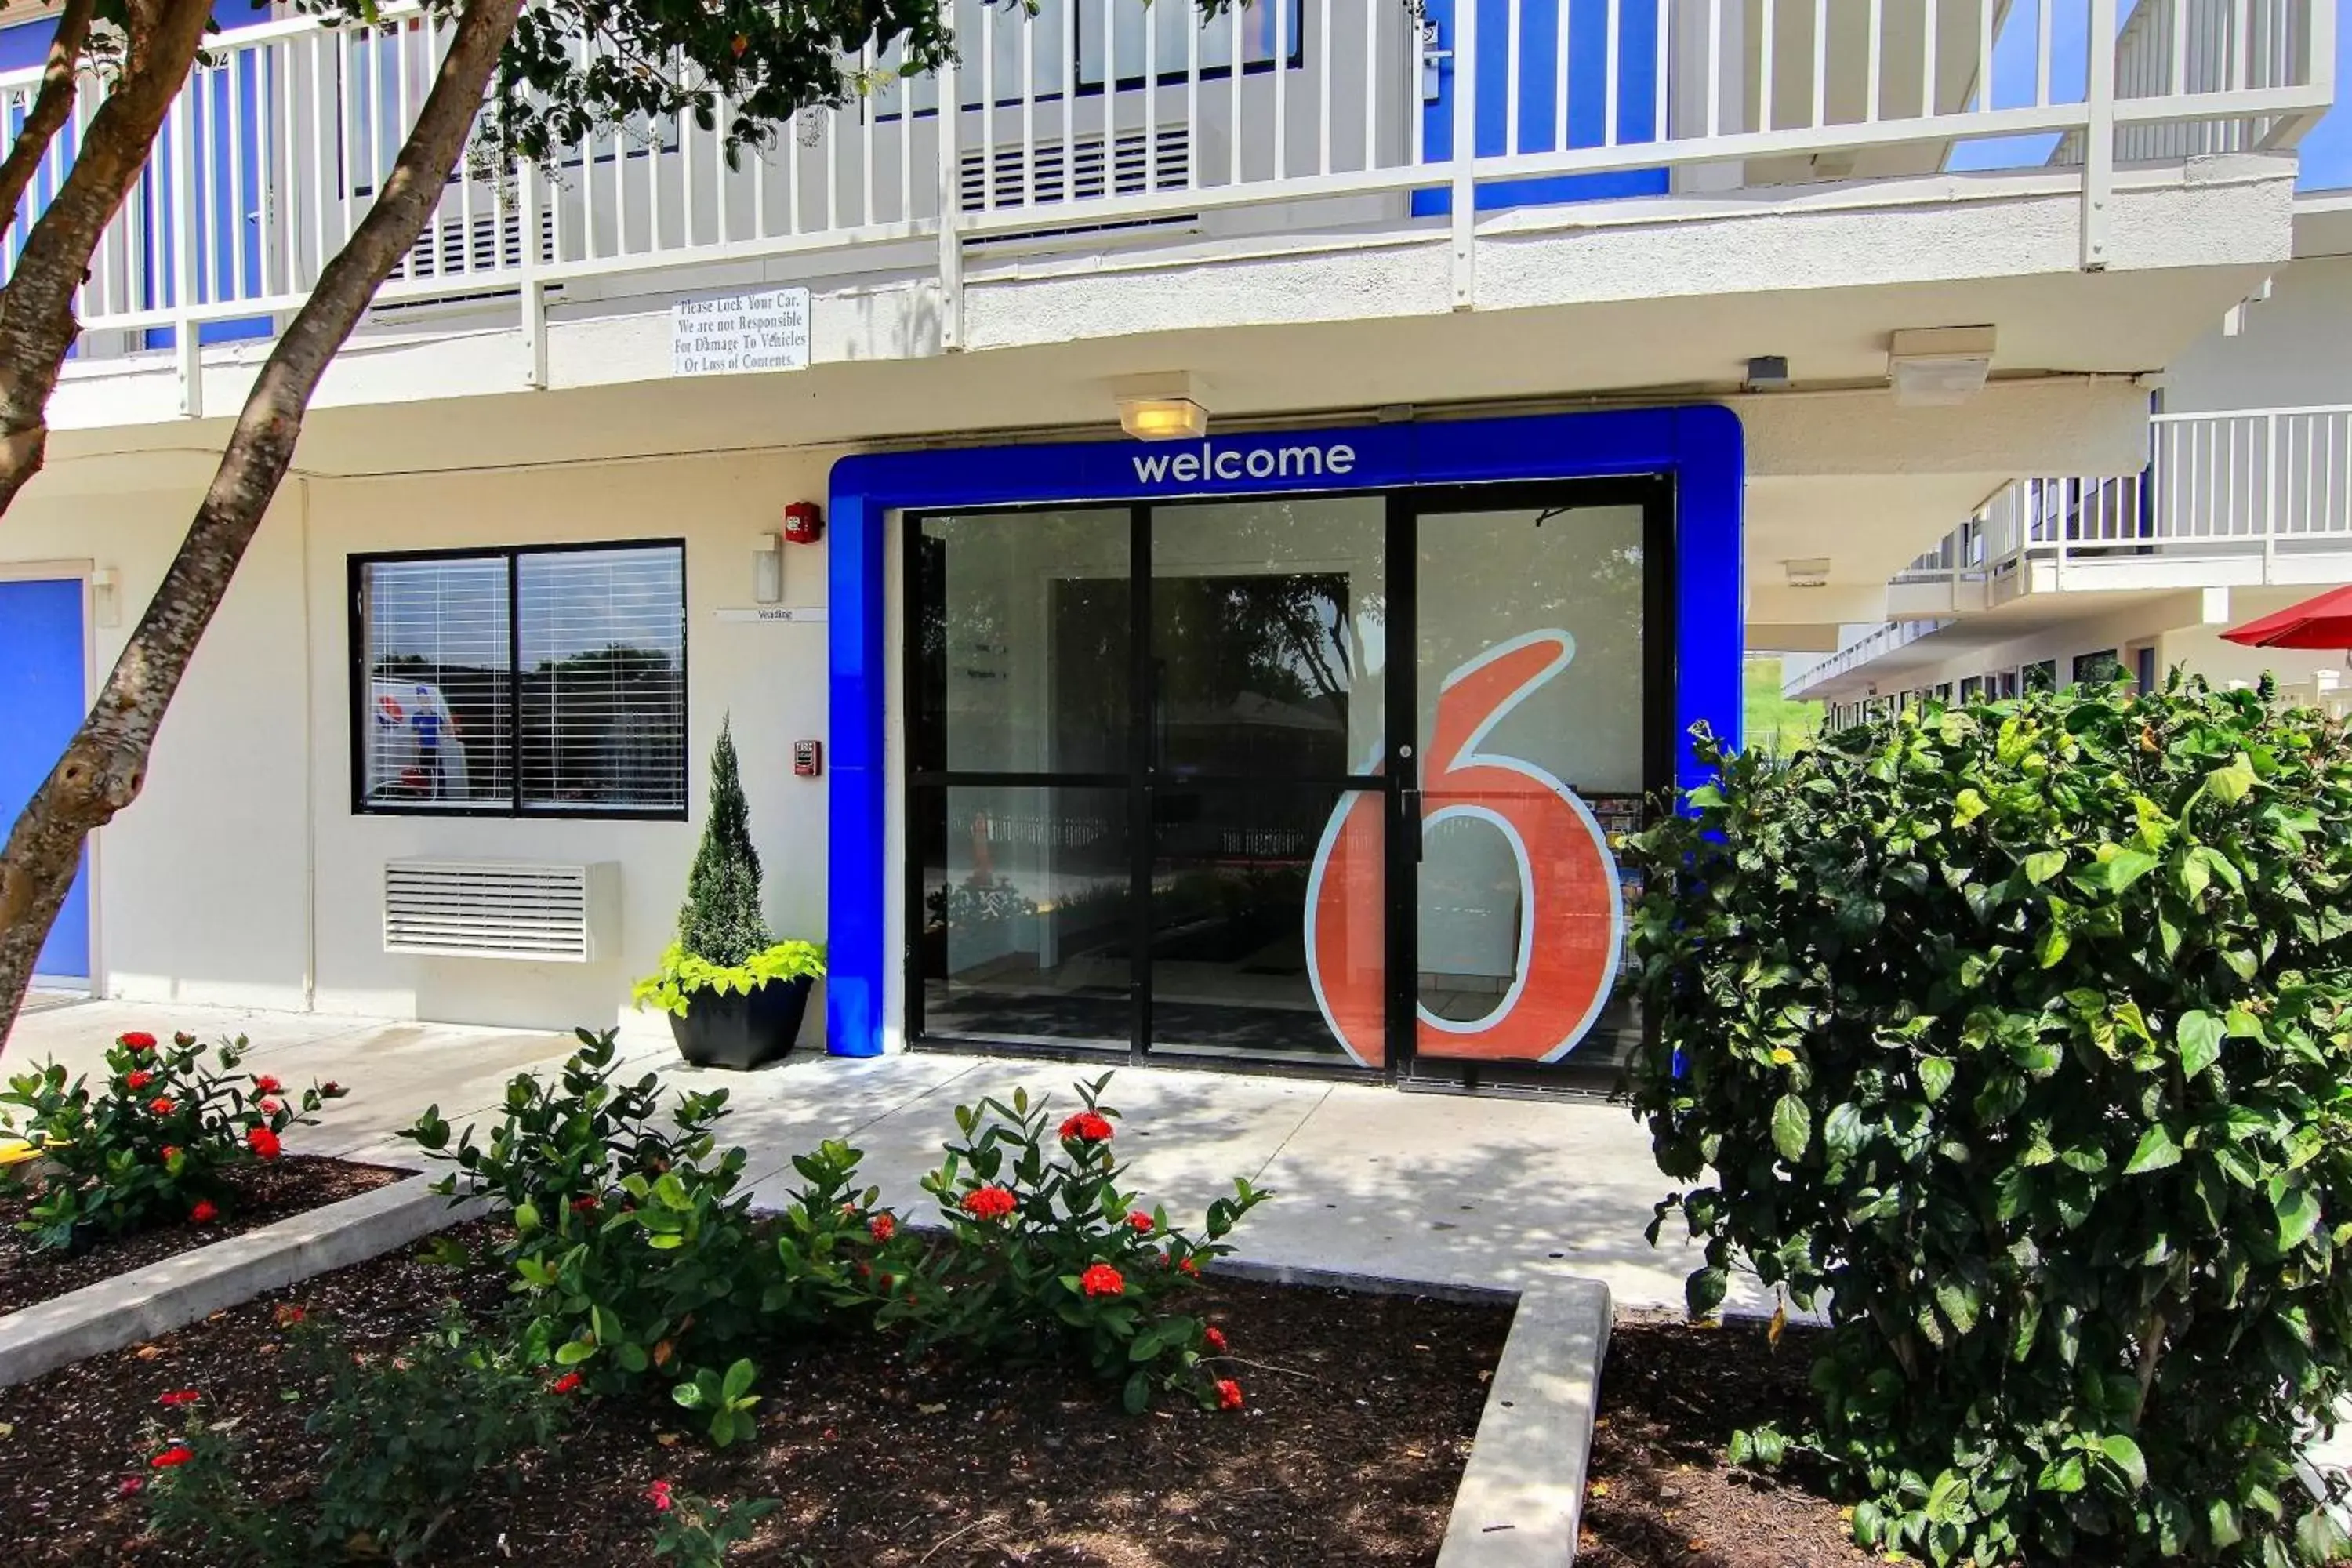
2263, 406, 2281, 581
519, 156, 546, 390
169, 88, 203, 418
1450, 0, 1475, 310
2082, 0, 2118, 270
937, 44, 963, 351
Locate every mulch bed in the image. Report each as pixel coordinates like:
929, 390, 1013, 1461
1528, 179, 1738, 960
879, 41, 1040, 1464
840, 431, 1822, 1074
0, 1221, 1515, 1566
1579, 1313, 1870, 1568
0, 1156, 409, 1318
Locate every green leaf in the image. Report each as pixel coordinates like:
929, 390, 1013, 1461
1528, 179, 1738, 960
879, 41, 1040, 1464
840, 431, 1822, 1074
1686, 1265, 1729, 1319
1951, 788, 1989, 828
1771, 1094, 1812, 1163
554, 1338, 597, 1366
2039, 1453, 2088, 1494
1918, 1058, 1956, 1103
1121, 1369, 1150, 1416
2100, 1433, 2148, 1490
2205, 752, 2259, 804
2036, 924, 2071, 970
2124, 1125, 2182, 1175
2274, 1185, 2322, 1250
2023, 850, 2068, 886
720, 1358, 757, 1403
2177, 1010, 2224, 1080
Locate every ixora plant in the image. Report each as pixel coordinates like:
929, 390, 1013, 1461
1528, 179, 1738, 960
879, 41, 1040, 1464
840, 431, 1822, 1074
0, 1029, 345, 1251
894, 1075, 1267, 1413
635, 717, 823, 1069
1624, 677, 2352, 1568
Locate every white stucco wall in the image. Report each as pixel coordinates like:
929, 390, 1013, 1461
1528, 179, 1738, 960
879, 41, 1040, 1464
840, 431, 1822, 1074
2164, 253, 2352, 413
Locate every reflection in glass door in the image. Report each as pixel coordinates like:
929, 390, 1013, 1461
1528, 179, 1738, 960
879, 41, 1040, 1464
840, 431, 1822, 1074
1403, 497, 1659, 1085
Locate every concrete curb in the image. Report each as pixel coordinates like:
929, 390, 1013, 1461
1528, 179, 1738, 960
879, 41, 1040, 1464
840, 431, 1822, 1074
1436, 1277, 1613, 1567
0, 1174, 485, 1388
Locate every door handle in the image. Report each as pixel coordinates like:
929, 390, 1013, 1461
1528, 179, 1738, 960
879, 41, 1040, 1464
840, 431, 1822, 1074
1400, 787, 1424, 862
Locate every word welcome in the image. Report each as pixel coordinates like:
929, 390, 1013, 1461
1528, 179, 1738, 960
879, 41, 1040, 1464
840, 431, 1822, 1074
1130, 441, 1359, 486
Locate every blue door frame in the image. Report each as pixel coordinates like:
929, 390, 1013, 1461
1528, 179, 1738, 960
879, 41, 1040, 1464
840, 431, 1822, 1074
824, 405, 1744, 1059
0, 578, 93, 982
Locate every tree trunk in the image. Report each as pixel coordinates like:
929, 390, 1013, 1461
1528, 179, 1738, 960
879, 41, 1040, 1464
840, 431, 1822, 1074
0, 0, 96, 229
0, 0, 210, 518
0, 0, 526, 1045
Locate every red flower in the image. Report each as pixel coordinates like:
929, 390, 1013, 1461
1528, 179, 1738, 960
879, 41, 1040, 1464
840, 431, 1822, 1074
647, 1479, 675, 1513
119, 1032, 156, 1052
252, 1075, 282, 1095
189, 1200, 218, 1225
572, 1195, 599, 1215
1079, 1263, 1125, 1298
162, 1145, 182, 1163
125, 1069, 154, 1092
118, 1476, 143, 1497
1205, 1327, 1229, 1354
274, 1304, 307, 1327
149, 1446, 194, 1469
548, 1372, 583, 1396
147, 1096, 176, 1116
321, 1081, 345, 1096
1127, 1210, 1155, 1233
1058, 1111, 1115, 1143
868, 1213, 896, 1242
258, 1098, 282, 1117
1217, 1378, 1244, 1410
158, 1389, 201, 1407
960, 1185, 1016, 1221
1179, 1257, 1200, 1277
245, 1126, 282, 1161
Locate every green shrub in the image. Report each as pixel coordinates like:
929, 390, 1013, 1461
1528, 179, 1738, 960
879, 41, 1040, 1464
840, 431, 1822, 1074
1, 1029, 345, 1251
143, 1310, 568, 1565
681, 717, 770, 967
404, 1029, 884, 1442
647, 1483, 781, 1566
1624, 677, 2352, 1566
898, 1075, 1267, 1412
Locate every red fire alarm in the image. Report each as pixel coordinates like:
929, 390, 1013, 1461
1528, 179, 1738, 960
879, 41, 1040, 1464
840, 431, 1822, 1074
793, 739, 822, 777
783, 501, 824, 545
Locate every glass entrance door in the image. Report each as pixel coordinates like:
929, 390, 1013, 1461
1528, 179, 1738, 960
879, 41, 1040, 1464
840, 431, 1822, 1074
1396, 488, 1665, 1088
906, 478, 1665, 1086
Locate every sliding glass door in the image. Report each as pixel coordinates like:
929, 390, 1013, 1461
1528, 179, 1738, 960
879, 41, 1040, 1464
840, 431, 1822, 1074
906, 478, 1666, 1086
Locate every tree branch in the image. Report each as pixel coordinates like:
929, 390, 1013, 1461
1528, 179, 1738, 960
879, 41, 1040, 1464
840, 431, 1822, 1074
0, 0, 96, 227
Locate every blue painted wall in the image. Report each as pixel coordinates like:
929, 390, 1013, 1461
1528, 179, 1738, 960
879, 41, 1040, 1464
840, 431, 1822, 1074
1416, 0, 1669, 215
0, 579, 91, 981
823, 405, 1745, 1058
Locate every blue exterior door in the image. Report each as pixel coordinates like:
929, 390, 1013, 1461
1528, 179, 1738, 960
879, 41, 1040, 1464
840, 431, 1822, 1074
0, 579, 91, 981
1417, 0, 1669, 214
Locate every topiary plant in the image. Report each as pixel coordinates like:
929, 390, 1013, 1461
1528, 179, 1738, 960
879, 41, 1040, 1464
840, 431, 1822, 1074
679, 717, 768, 967
1624, 674, 2352, 1568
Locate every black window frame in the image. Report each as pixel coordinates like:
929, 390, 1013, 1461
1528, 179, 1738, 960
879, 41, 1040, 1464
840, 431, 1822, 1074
347, 538, 690, 822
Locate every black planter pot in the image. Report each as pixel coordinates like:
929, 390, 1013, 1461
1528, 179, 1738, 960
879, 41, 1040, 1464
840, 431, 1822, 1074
667, 975, 813, 1071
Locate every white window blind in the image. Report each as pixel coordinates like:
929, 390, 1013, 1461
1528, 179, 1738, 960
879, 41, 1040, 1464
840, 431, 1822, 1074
356, 543, 686, 817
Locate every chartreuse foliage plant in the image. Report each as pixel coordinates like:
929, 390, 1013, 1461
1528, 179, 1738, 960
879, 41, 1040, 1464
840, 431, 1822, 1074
898, 1075, 1266, 1413
1624, 676, 2352, 1567
1, 1029, 345, 1251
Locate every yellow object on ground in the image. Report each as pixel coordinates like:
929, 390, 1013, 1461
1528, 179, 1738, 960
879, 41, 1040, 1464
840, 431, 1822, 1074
0, 1138, 40, 1167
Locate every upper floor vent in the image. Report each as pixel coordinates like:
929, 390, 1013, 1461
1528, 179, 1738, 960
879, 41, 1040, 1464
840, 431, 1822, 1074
958, 126, 1192, 214
381, 858, 616, 963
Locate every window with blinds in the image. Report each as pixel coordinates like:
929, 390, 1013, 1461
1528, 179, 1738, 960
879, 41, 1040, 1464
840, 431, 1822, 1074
354, 542, 687, 818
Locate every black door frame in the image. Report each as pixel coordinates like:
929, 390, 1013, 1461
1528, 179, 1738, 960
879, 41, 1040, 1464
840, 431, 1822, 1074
902, 473, 1675, 1091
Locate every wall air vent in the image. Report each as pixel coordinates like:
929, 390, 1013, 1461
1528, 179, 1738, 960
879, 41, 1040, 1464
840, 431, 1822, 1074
382, 858, 617, 963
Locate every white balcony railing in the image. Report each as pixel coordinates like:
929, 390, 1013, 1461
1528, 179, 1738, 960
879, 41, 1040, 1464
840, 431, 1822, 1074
2, 0, 2337, 412
1892, 405, 2352, 607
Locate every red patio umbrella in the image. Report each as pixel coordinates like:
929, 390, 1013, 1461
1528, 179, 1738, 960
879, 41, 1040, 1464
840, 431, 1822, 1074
2220, 586, 2352, 652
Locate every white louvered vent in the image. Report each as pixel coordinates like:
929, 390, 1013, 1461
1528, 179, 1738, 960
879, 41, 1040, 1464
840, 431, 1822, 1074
958, 126, 1192, 214
383, 858, 617, 963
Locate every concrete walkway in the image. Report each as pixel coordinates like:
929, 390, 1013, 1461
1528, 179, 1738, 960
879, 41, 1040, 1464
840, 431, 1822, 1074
0, 997, 1742, 1312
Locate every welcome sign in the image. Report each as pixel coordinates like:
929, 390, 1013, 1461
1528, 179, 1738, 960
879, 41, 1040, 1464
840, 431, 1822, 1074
1127, 438, 1361, 486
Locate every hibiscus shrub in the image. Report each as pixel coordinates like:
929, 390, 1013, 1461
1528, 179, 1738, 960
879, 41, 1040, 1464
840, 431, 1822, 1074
143, 1309, 567, 1566
0, 1029, 345, 1251
1624, 678, 2352, 1567
894, 1075, 1266, 1412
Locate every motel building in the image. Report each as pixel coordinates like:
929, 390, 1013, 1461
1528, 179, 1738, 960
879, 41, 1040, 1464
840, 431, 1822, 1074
0, 0, 2337, 1092
1787, 191, 2352, 723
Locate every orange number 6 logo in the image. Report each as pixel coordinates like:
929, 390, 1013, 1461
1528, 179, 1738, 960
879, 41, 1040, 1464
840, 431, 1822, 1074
1304, 630, 1624, 1068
